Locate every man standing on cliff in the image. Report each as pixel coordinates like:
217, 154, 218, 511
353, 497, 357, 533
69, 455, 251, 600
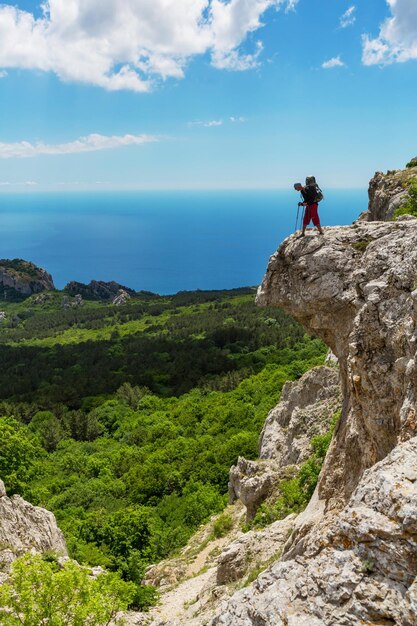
294, 177, 324, 237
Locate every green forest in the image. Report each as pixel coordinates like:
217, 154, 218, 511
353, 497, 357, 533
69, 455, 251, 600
0, 286, 326, 609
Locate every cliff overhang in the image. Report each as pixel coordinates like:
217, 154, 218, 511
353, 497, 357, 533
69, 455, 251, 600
256, 218, 417, 509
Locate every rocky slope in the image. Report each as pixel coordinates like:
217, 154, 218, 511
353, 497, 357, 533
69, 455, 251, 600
0, 479, 67, 578
213, 437, 417, 626
365, 158, 417, 221
0, 259, 55, 299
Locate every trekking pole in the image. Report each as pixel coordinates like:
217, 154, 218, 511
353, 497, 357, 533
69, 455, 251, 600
295, 204, 300, 233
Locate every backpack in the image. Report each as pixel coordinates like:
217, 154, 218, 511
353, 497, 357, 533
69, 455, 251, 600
305, 176, 324, 203
314, 184, 324, 203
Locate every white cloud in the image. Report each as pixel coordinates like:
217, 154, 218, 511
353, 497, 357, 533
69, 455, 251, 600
204, 120, 223, 127
0, 0, 296, 92
0, 133, 158, 159
188, 119, 224, 127
362, 0, 417, 65
0, 70, 7, 78
189, 116, 247, 127
340, 6, 356, 29
322, 56, 345, 69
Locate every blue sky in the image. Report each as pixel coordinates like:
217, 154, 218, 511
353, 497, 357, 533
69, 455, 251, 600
0, 0, 416, 190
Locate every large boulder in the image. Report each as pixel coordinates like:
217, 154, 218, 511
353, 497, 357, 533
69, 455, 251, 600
0, 479, 67, 573
216, 514, 295, 585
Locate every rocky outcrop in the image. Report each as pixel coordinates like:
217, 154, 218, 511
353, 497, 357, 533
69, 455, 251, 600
0, 479, 67, 573
259, 366, 341, 464
125, 169, 417, 626
216, 514, 295, 585
257, 219, 417, 511
366, 161, 417, 221
228, 458, 283, 522
228, 367, 341, 520
66, 279, 139, 301
61, 293, 83, 308
213, 437, 417, 626
113, 289, 131, 306
0, 259, 54, 300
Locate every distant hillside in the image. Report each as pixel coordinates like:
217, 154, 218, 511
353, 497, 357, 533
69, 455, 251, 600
0, 259, 55, 301
65, 279, 151, 301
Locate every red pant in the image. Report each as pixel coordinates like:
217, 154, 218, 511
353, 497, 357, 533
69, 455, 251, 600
303, 203, 320, 227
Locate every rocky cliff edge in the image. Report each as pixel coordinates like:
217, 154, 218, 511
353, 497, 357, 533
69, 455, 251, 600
211, 208, 417, 624
257, 218, 417, 512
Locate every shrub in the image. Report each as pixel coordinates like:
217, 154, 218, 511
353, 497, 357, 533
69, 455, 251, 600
394, 182, 417, 218
212, 513, 234, 538
0, 553, 135, 625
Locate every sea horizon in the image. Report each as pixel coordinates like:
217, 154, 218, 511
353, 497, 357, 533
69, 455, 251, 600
0, 189, 367, 294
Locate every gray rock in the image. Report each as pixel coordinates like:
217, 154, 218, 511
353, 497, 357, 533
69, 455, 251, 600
367, 165, 417, 221
66, 279, 137, 301
228, 366, 341, 521
216, 515, 295, 585
0, 481, 67, 571
228, 457, 281, 521
113, 289, 131, 305
0, 259, 54, 297
259, 366, 341, 464
212, 438, 417, 626
256, 220, 417, 511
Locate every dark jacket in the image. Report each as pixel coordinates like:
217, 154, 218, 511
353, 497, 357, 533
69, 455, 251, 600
301, 185, 317, 205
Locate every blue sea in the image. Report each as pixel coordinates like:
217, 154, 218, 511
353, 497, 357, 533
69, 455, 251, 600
0, 190, 366, 294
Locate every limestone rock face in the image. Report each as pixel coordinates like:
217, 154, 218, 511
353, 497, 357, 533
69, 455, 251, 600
367, 170, 409, 220
216, 514, 295, 585
213, 438, 417, 626
0, 259, 54, 298
228, 366, 341, 521
366, 162, 417, 221
257, 220, 417, 509
259, 366, 341, 464
0, 479, 67, 572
